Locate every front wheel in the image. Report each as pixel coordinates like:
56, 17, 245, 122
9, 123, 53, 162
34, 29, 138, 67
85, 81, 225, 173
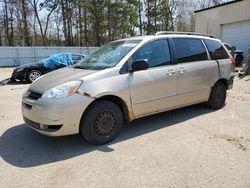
207, 82, 226, 110
27, 70, 42, 82
80, 100, 123, 145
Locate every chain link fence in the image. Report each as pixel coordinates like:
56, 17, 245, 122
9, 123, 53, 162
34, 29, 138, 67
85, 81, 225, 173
0, 47, 99, 67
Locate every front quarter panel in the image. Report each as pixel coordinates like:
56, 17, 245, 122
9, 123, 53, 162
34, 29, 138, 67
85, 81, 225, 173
78, 67, 133, 119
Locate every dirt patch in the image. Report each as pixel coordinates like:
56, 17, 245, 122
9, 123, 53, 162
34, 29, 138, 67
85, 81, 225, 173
211, 134, 249, 151
244, 76, 250, 81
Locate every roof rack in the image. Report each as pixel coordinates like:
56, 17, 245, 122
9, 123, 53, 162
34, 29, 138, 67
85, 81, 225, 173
155, 31, 215, 38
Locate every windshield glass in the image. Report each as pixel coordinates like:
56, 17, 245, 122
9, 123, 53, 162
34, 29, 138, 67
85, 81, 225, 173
74, 40, 141, 70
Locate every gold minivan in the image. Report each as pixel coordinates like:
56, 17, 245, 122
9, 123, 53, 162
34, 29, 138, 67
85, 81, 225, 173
22, 32, 235, 144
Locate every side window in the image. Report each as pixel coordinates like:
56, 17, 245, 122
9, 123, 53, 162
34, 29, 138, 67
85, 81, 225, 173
173, 38, 208, 63
204, 39, 229, 60
132, 39, 171, 68
72, 55, 83, 61
72, 54, 85, 64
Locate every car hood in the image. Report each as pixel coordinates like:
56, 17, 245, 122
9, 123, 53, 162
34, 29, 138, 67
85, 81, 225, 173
15, 62, 41, 69
29, 67, 97, 94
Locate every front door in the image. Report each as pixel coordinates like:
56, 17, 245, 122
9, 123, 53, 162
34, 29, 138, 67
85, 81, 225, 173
129, 39, 178, 117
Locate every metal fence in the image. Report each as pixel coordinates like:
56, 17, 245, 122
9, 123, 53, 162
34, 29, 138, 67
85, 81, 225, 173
0, 46, 99, 67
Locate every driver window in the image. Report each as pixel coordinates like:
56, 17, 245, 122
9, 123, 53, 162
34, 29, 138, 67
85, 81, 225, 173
132, 39, 171, 68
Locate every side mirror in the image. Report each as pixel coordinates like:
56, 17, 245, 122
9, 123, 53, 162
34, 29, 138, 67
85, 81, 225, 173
130, 59, 149, 72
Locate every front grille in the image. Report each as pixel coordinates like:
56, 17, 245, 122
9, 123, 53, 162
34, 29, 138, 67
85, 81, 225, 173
22, 102, 32, 110
23, 116, 41, 130
28, 91, 42, 100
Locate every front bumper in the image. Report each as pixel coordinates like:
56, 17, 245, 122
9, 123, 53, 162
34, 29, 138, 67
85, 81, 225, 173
22, 92, 94, 136
11, 69, 26, 80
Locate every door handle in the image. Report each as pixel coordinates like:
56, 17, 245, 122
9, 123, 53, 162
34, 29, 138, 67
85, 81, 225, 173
178, 67, 186, 73
166, 70, 176, 76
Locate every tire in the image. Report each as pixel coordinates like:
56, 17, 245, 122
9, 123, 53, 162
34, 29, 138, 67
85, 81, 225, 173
27, 70, 42, 82
207, 82, 226, 110
80, 100, 123, 145
235, 55, 243, 67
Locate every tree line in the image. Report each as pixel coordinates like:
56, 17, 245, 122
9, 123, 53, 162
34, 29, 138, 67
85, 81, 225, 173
0, 0, 229, 47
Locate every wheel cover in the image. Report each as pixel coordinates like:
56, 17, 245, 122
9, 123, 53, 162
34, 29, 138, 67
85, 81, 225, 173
29, 71, 41, 82
94, 111, 116, 136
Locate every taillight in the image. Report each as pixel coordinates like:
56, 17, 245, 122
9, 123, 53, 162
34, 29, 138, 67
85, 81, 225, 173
231, 58, 236, 65
231, 58, 236, 72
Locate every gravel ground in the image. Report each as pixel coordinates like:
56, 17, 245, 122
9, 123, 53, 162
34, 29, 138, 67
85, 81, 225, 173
0, 68, 250, 188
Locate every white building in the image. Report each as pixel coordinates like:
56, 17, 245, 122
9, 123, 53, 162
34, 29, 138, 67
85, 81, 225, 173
195, 0, 250, 60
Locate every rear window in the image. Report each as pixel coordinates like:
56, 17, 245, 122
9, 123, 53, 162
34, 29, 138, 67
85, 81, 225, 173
204, 39, 229, 60
173, 38, 208, 63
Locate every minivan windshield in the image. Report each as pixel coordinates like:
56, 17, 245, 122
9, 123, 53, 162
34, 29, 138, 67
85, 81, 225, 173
74, 40, 141, 70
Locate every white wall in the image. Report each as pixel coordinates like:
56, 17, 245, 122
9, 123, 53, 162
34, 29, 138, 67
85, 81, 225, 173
0, 46, 99, 67
195, 0, 250, 62
195, 0, 250, 38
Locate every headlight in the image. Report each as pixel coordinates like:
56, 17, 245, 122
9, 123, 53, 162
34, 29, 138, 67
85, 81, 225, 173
16, 68, 23, 72
41, 80, 82, 99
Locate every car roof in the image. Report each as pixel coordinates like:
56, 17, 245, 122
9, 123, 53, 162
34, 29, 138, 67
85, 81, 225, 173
116, 34, 221, 43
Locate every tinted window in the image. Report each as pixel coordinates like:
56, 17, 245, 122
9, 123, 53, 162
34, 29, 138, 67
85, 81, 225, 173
132, 40, 171, 68
72, 54, 84, 61
204, 39, 229, 60
173, 38, 208, 63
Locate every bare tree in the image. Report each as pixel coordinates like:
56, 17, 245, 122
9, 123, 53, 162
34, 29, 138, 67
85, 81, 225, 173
28, 0, 58, 45
3, 0, 11, 45
20, 0, 30, 46
138, 0, 143, 35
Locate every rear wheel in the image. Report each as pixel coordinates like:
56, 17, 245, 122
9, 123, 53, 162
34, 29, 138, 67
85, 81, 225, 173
235, 55, 243, 67
207, 82, 226, 110
27, 70, 42, 82
80, 100, 123, 145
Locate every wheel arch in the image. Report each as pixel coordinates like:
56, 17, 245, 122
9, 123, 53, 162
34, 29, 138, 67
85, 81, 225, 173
27, 67, 44, 74
82, 95, 134, 124
214, 79, 228, 90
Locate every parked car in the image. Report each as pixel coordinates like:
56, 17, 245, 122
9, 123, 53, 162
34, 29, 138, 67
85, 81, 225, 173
11, 53, 85, 82
223, 43, 244, 66
22, 32, 234, 145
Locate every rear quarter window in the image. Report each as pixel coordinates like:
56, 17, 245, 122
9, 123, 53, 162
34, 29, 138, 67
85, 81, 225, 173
204, 39, 229, 60
172, 38, 208, 63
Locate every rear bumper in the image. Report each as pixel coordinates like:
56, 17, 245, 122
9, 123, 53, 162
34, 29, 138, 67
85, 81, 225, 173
227, 76, 234, 90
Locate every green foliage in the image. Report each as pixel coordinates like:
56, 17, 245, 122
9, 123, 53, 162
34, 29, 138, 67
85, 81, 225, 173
0, 0, 228, 46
